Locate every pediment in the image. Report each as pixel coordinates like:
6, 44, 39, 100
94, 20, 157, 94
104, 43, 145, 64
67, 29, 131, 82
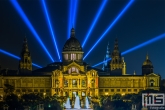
146, 73, 160, 77
67, 61, 80, 69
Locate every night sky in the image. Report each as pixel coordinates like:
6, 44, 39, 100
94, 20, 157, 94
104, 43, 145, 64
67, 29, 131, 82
0, 0, 165, 78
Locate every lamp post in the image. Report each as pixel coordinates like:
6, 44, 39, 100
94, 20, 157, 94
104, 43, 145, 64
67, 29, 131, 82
43, 93, 46, 99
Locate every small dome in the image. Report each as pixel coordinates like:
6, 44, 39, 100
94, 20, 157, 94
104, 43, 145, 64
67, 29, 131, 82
143, 54, 153, 66
63, 28, 83, 52
143, 59, 152, 66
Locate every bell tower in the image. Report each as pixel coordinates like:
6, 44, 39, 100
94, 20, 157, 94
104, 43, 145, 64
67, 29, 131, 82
102, 42, 111, 72
110, 38, 126, 75
19, 37, 32, 73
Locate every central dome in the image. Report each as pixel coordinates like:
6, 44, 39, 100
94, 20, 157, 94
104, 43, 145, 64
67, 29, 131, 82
63, 28, 83, 52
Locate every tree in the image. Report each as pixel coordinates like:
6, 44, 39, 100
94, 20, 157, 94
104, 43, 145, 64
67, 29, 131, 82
112, 94, 122, 100
20, 93, 42, 110
43, 95, 62, 110
5, 94, 22, 110
4, 84, 14, 95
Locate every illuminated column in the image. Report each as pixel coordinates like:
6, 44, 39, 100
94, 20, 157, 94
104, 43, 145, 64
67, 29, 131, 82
71, 79, 72, 88
95, 77, 98, 96
77, 79, 79, 88
60, 78, 62, 88
68, 79, 70, 88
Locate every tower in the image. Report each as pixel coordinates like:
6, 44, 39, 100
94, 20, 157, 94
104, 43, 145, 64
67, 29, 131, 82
142, 53, 153, 75
62, 28, 84, 65
19, 37, 32, 73
110, 38, 126, 75
102, 42, 111, 72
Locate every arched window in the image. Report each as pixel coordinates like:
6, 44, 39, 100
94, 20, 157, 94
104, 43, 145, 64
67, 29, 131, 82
64, 54, 68, 60
71, 53, 76, 60
68, 67, 79, 73
150, 79, 154, 87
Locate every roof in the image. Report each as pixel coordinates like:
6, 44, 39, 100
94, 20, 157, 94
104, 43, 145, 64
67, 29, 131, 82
63, 28, 83, 52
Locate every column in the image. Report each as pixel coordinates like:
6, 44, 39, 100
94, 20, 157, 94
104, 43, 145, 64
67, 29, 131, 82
80, 78, 81, 89
71, 79, 72, 88
52, 78, 53, 88
77, 79, 79, 88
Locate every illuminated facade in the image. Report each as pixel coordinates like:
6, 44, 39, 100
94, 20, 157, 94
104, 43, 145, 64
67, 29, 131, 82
0, 28, 160, 100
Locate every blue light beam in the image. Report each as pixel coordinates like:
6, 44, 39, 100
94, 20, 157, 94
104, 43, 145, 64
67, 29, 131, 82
68, 0, 78, 39
82, 0, 108, 48
68, 0, 73, 39
10, 0, 54, 62
41, 0, 61, 61
72, 0, 78, 28
92, 33, 165, 67
83, 0, 134, 60
0, 49, 42, 68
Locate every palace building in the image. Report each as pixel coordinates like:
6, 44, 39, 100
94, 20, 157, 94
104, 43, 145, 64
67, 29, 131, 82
0, 28, 160, 100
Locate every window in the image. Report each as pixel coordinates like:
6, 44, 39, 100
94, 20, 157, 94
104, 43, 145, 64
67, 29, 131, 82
68, 67, 79, 73
78, 54, 81, 60
40, 89, 44, 92
82, 92, 85, 96
72, 79, 77, 87
134, 89, 137, 92
117, 89, 120, 92
72, 67, 76, 72
99, 89, 103, 92
71, 53, 76, 60
111, 89, 114, 92
22, 89, 26, 92
64, 54, 68, 60
150, 79, 154, 87
105, 89, 109, 92
82, 80, 86, 87
25, 58, 27, 63
122, 89, 126, 92
64, 79, 68, 87
46, 89, 50, 92
128, 89, 131, 92
28, 89, 32, 92
34, 89, 38, 92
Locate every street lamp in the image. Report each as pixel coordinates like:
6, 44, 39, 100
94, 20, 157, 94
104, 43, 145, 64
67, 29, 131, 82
43, 92, 46, 99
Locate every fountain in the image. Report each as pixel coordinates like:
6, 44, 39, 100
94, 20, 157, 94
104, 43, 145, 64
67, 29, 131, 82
64, 95, 93, 110
74, 95, 81, 109
65, 97, 71, 109
85, 96, 90, 108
